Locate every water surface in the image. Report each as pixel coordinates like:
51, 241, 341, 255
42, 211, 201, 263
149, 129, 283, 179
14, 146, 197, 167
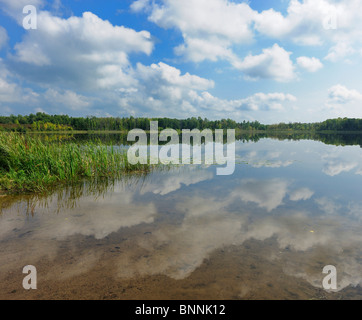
1, 134, 361, 300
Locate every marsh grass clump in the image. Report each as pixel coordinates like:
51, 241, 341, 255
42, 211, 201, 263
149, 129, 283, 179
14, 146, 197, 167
0, 145, 11, 170
0, 132, 155, 194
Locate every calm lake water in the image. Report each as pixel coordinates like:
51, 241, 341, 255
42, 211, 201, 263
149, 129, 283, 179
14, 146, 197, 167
1, 133, 361, 300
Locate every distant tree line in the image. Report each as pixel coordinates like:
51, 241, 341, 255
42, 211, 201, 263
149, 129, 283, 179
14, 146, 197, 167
0, 113, 260, 131
0, 113, 362, 132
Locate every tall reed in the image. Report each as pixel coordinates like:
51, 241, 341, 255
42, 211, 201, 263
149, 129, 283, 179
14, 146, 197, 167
0, 132, 153, 194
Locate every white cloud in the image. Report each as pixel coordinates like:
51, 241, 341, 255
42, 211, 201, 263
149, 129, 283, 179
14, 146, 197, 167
174, 37, 237, 64
297, 56, 323, 72
254, 0, 362, 62
137, 62, 213, 91
315, 197, 341, 215
117, 196, 244, 280
236, 44, 296, 82
5, 1, 361, 119
321, 150, 359, 177
136, 0, 362, 68
44, 89, 91, 111
323, 158, 358, 176
238, 92, 297, 112
136, 0, 255, 66
289, 188, 314, 201
148, 0, 255, 43
327, 85, 362, 105
323, 85, 362, 118
0, 188, 157, 243
2, 9, 171, 116
130, 0, 151, 12
254, 0, 337, 45
117, 62, 214, 116
9, 11, 153, 90
4, 10, 297, 119
233, 179, 289, 212
132, 1, 311, 81
324, 42, 355, 62
117, 62, 297, 118
190, 91, 296, 113
140, 166, 213, 196
254, 8, 291, 39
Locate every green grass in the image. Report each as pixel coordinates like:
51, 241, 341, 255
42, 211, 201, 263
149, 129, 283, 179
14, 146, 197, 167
0, 132, 154, 194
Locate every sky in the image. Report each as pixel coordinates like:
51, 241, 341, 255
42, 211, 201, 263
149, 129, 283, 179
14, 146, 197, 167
0, 0, 362, 124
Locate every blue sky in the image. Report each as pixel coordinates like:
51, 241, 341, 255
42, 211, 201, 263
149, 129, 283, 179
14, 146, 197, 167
0, 0, 362, 124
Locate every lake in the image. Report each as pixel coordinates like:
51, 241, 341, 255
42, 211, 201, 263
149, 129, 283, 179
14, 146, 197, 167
0, 133, 361, 299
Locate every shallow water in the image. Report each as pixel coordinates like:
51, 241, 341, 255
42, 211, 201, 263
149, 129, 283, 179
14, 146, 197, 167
0, 135, 361, 300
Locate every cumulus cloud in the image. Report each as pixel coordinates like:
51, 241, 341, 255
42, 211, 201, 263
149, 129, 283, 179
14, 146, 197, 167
115, 61, 297, 118
144, 0, 255, 63
116, 62, 215, 116
140, 166, 213, 196
132, 1, 310, 82
315, 197, 342, 215
236, 44, 296, 82
6, 8, 297, 118
132, 0, 259, 70
8, 11, 153, 90
190, 92, 296, 114
136, 62, 213, 91
4, 0, 360, 119
254, 0, 362, 58
3, 13, 298, 119
190, 91, 296, 116
297, 56, 323, 72
289, 188, 314, 201
238, 92, 297, 111
135, 1, 297, 82
130, 0, 151, 12
44, 89, 91, 111
324, 85, 362, 118
233, 178, 290, 212
137, 0, 362, 67
324, 42, 356, 62
322, 158, 358, 176
327, 85, 362, 105
132, 200, 244, 279
134, 0, 362, 70
1, 9, 184, 116
254, 0, 338, 45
